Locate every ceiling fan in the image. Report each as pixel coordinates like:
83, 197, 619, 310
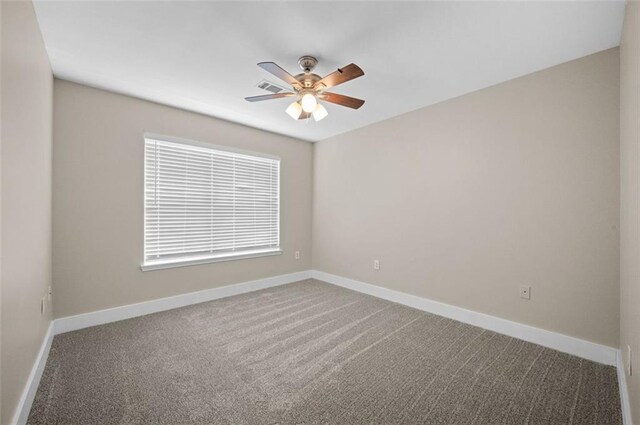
245, 56, 365, 122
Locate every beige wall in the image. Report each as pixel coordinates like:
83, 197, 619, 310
53, 80, 313, 318
620, 0, 640, 421
1, 2, 3, 419
313, 48, 620, 348
1, 2, 54, 424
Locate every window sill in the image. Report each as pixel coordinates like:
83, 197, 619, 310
140, 248, 282, 271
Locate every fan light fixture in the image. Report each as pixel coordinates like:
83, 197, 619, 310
245, 56, 365, 123
286, 99, 328, 121
286, 101, 302, 120
300, 93, 317, 113
312, 104, 328, 122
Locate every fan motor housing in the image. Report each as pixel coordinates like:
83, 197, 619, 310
294, 72, 321, 89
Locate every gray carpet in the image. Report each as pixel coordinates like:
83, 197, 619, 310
28, 279, 622, 425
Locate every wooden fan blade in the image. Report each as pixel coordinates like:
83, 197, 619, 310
245, 93, 295, 102
258, 62, 302, 89
314, 63, 364, 90
320, 92, 365, 109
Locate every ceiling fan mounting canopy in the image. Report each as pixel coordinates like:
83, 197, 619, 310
245, 55, 365, 121
298, 55, 318, 73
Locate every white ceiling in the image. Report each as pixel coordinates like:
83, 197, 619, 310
33, 1, 625, 142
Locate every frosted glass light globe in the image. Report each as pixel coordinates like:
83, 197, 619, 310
285, 102, 302, 120
300, 93, 317, 113
312, 103, 328, 122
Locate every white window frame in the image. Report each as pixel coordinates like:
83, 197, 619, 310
141, 133, 281, 271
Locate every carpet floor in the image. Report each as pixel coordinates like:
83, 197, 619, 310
28, 279, 622, 424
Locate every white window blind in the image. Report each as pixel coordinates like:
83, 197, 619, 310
143, 137, 280, 270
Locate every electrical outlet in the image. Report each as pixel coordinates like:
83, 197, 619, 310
519, 285, 531, 300
48, 285, 52, 302
628, 345, 633, 376
373, 260, 380, 271
294, 251, 300, 260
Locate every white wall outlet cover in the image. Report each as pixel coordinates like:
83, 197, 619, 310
373, 260, 380, 271
295, 251, 300, 260
519, 285, 531, 300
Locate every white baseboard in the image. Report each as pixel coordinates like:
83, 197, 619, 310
11, 322, 54, 425
311, 270, 618, 366
54, 270, 312, 335
617, 350, 634, 425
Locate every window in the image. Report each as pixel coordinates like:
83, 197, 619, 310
142, 136, 280, 270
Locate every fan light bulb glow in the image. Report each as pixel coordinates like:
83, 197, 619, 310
285, 101, 302, 120
312, 103, 328, 122
300, 93, 317, 113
